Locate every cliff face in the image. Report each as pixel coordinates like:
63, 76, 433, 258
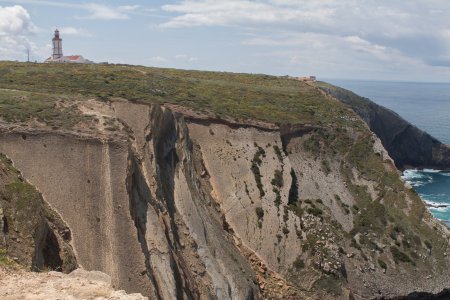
316, 82, 450, 170
1, 97, 450, 300
0, 62, 449, 299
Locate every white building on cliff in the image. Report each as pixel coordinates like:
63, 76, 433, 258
45, 29, 93, 64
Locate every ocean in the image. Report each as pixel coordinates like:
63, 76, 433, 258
326, 79, 450, 226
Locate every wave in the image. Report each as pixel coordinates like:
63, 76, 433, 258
423, 199, 450, 206
402, 169, 427, 179
428, 206, 450, 213
422, 169, 441, 173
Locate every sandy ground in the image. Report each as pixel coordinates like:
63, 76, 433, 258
0, 268, 147, 300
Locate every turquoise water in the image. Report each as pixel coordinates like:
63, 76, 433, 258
326, 79, 450, 225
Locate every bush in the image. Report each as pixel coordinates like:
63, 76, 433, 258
378, 259, 387, 269
307, 207, 323, 217
273, 145, 283, 162
255, 207, 264, 220
293, 256, 305, 270
271, 170, 284, 188
390, 246, 414, 265
314, 275, 342, 296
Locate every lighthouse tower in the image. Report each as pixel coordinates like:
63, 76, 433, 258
52, 29, 63, 59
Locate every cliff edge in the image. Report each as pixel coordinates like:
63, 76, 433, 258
316, 82, 450, 170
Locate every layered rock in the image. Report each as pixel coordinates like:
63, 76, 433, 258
0, 98, 449, 300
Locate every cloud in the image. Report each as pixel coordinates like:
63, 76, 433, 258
0, 5, 37, 59
0, 1, 143, 20
175, 54, 198, 62
150, 56, 168, 63
0, 4, 35, 35
58, 26, 92, 37
83, 3, 133, 20
161, 0, 450, 69
161, 0, 334, 28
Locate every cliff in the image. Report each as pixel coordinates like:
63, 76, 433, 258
0, 62, 449, 300
316, 82, 450, 170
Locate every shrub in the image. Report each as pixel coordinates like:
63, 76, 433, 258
378, 259, 387, 269
307, 207, 323, 217
314, 275, 342, 296
271, 170, 284, 188
273, 145, 283, 162
293, 257, 305, 270
255, 207, 264, 220
390, 246, 414, 265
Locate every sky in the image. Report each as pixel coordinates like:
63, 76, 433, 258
1, 0, 450, 81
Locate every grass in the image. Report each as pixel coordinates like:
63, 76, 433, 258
0, 89, 93, 129
0, 61, 356, 127
0, 248, 14, 266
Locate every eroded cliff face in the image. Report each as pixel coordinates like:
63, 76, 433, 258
1, 99, 450, 300
316, 82, 450, 170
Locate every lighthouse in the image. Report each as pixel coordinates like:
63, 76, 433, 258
45, 29, 93, 64
52, 29, 63, 59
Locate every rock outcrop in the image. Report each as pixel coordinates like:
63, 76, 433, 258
1, 97, 449, 299
0, 267, 146, 299
317, 82, 450, 170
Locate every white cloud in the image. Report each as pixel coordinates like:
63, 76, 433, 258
118, 5, 140, 11
83, 3, 130, 20
0, 1, 143, 20
161, 0, 335, 28
175, 54, 198, 62
151, 56, 168, 63
162, 0, 450, 69
0, 5, 35, 35
0, 5, 37, 60
58, 26, 92, 37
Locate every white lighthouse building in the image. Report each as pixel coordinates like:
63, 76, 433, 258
45, 29, 93, 64
52, 29, 63, 59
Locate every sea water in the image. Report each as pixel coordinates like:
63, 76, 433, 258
326, 79, 450, 225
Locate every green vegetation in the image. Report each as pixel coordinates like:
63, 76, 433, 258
314, 275, 342, 296
307, 207, 323, 217
293, 256, 305, 270
390, 246, 414, 265
255, 207, 264, 228
0, 62, 355, 127
0, 89, 93, 129
273, 145, 283, 162
378, 258, 387, 269
271, 169, 283, 209
0, 248, 14, 266
271, 170, 284, 188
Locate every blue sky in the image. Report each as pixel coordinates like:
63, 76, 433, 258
1, 0, 450, 81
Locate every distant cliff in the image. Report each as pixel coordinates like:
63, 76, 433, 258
317, 82, 450, 170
